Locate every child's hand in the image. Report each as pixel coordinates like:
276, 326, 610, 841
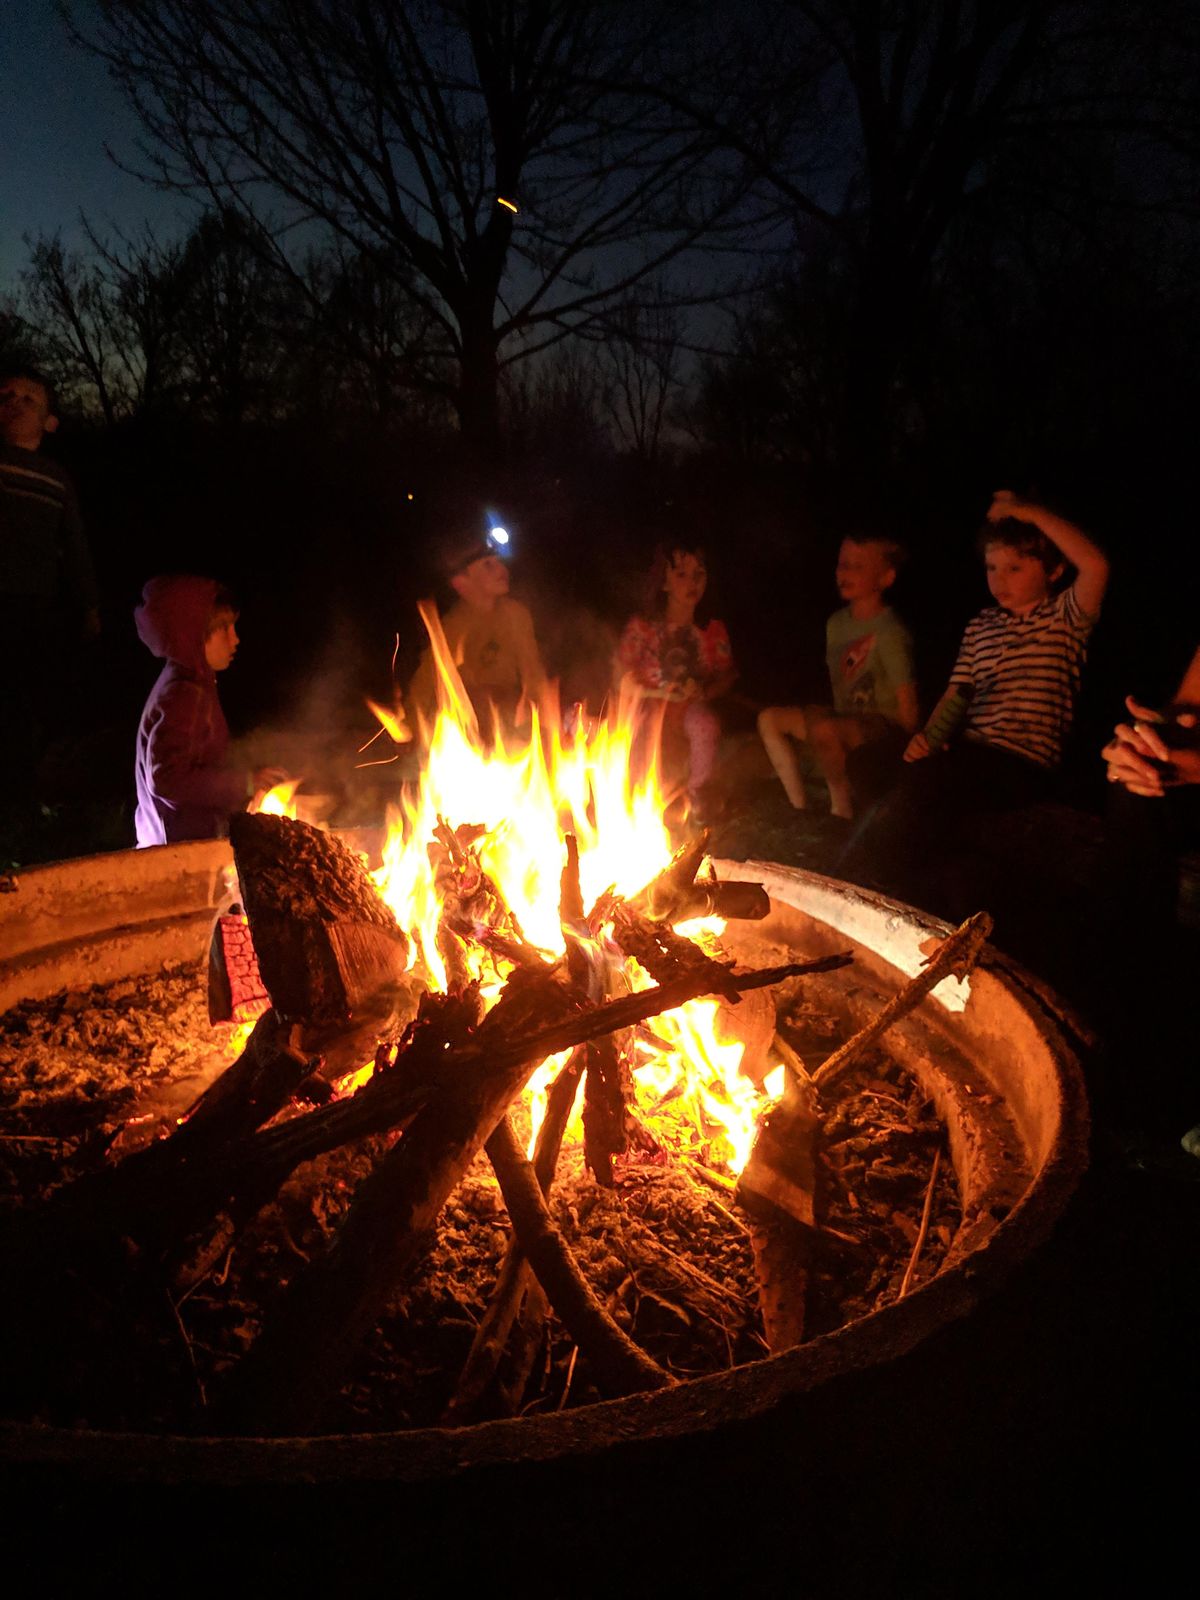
903, 731, 932, 762
986, 489, 1036, 523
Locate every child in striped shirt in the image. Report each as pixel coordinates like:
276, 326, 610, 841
838, 492, 1109, 917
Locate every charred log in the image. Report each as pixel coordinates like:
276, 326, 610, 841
229, 811, 410, 1026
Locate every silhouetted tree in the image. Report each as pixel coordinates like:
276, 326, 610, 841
75, 0, 752, 460
661, 0, 1200, 471
20, 235, 125, 423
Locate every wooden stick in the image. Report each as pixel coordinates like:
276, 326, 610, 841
485, 1117, 675, 1397
898, 1147, 942, 1300
813, 913, 992, 1092
444, 1047, 585, 1424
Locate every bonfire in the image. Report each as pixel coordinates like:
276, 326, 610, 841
0, 629, 983, 1435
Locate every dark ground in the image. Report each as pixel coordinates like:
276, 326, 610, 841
3, 737, 1198, 1597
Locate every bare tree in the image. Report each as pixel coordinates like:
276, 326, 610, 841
20, 235, 126, 423
73, 1, 757, 459
79, 221, 191, 414
654, 0, 1200, 468
597, 295, 683, 461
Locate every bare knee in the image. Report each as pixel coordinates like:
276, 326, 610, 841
758, 705, 805, 742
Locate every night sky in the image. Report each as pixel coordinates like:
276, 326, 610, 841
0, 1, 188, 287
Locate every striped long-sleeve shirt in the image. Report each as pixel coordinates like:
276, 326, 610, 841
0, 442, 97, 609
949, 585, 1096, 768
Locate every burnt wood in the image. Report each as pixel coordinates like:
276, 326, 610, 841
229, 811, 410, 1025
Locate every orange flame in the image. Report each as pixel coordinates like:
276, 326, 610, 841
218, 610, 784, 1172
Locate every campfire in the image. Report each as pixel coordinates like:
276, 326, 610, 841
0, 655, 1041, 1440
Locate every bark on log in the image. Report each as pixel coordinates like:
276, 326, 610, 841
229, 811, 410, 1025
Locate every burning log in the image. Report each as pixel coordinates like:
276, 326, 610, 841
229, 811, 410, 1025
172, 1008, 322, 1152
630, 829, 770, 925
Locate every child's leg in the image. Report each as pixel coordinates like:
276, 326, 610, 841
683, 700, 721, 793
756, 705, 810, 808
805, 711, 883, 819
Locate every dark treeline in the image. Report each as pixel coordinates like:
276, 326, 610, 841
4, 1, 1200, 840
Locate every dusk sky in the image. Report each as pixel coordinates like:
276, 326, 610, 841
0, 2, 189, 288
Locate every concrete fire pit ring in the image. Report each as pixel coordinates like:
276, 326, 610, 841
0, 842, 1089, 1490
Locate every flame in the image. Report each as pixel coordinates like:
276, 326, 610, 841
254, 781, 299, 818
365, 697, 412, 747
218, 610, 783, 1173
368, 612, 781, 1175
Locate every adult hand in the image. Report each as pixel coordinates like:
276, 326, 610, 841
903, 731, 932, 762
1103, 697, 1200, 795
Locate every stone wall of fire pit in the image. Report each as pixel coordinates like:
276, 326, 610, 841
0, 840, 1088, 1492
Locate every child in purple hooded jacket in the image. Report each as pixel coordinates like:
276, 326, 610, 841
134, 575, 285, 848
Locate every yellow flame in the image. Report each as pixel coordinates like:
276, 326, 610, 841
366, 698, 412, 746
220, 609, 781, 1176
254, 781, 299, 818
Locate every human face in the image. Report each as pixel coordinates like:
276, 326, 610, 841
983, 542, 1054, 616
204, 610, 240, 672
663, 550, 707, 619
835, 540, 894, 608
0, 377, 57, 450
452, 552, 510, 607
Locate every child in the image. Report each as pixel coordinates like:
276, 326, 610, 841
614, 541, 737, 819
758, 535, 917, 818
1, 367, 100, 812
838, 491, 1109, 915
407, 530, 546, 735
134, 575, 285, 848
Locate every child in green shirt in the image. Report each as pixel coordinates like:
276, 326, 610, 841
758, 536, 918, 818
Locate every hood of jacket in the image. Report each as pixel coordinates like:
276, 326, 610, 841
135, 574, 221, 674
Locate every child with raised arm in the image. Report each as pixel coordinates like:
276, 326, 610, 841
758, 535, 918, 818
838, 491, 1109, 916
